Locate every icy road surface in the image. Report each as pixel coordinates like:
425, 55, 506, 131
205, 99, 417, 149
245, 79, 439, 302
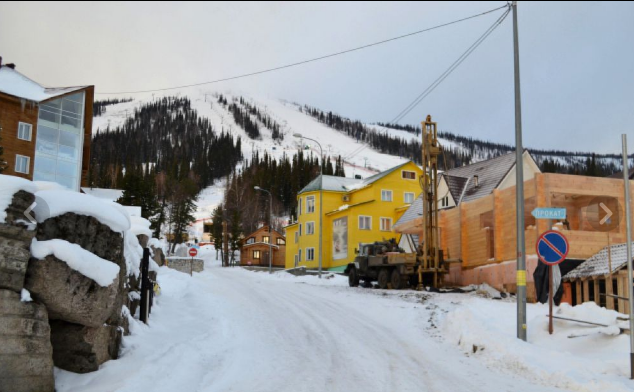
56, 255, 616, 392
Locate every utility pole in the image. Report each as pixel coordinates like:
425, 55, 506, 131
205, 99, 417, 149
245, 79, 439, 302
622, 134, 634, 379
512, 1, 527, 342
255, 186, 274, 274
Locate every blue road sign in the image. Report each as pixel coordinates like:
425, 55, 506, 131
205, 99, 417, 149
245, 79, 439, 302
532, 208, 567, 220
536, 230, 569, 266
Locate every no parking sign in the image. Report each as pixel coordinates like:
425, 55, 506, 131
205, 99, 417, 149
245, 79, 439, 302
536, 230, 569, 266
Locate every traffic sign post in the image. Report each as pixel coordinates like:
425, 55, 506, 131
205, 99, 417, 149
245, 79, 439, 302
189, 248, 198, 276
536, 230, 569, 335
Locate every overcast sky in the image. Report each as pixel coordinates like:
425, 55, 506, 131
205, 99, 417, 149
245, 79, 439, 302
1, 1, 633, 153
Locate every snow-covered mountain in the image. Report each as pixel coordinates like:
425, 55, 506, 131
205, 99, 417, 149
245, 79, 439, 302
91, 89, 629, 237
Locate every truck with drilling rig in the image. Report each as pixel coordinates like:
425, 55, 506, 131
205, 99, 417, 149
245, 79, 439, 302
344, 239, 443, 289
345, 115, 445, 290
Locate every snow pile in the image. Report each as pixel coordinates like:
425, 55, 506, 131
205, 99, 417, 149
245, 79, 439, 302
33, 190, 131, 233
461, 283, 503, 299
0, 174, 38, 223
33, 181, 68, 192
31, 239, 120, 287
20, 288, 32, 302
441, 297, 633, 391
130, 216, 153, 238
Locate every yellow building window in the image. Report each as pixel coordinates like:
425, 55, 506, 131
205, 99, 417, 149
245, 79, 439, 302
359, 216, 371, 230
381, 190, 393, 202
380, 217, 392, 231
307, 196, 315, 213
306, 222, 315, 235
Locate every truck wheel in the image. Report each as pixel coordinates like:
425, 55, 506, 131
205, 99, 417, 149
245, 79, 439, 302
391, 270, 404, 290
348, 267, 360, 287
377, 269, 389, 289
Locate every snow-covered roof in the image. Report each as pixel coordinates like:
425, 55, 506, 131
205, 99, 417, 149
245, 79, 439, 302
80, 187, 124, 202
0, 66, 89, 102
564, 242, 634, 280
299, 161, 414, 194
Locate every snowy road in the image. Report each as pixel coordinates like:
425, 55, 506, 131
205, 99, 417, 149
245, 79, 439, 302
56, 256, 591, 392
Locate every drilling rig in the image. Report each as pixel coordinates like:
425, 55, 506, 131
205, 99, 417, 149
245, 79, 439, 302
417, 115, 443, 289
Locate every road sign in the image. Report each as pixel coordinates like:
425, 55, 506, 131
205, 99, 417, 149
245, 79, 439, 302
536, 230, 569, 266
189, 248, 198, 257
531, 208, 566, 220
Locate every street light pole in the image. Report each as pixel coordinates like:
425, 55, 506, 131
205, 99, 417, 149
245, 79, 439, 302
621, 135, 634, 379
254, 186, 273, 274
294, 133, 323, 278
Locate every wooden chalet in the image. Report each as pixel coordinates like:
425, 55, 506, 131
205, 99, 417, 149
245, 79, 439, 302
240, 226, 286, 267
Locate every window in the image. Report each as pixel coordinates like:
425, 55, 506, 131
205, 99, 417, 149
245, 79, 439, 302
18, 122, 32, 141
34, 92, 85, 191
15, 155, 30, 174
299, 197, 303, 216
294, 254, 299, 267
298, 249, 302, 262
404, 192, 415, 204
276, 237, 286, 246
381, 190, 393, 202
440, 196, 449, 207
253, 250, 261, 260
380, 217, 393, 232
262, 236, 270, 244
307, 196, 315, 213
299, 223, 302, 236
359, 216, 371, 230
306, 248, 315, 261
306, 222, 315, 235
295, 231, 299, 244
402, 171, 416, 180
246, 237, 255, 244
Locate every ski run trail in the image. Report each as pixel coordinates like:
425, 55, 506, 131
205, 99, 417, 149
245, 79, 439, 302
56, 249, 634, 392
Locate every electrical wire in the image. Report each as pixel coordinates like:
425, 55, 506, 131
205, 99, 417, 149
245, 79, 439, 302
390, 5, 511, 124
96, 4, 509, 95
345, 4, 511, 162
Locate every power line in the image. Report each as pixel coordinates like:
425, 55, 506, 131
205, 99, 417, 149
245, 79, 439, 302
390, 5, 511, 124
96, 4, 509, 95
345, 5, 511, 161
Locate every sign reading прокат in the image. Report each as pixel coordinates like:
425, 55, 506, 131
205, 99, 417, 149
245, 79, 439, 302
531, 208, 567, 220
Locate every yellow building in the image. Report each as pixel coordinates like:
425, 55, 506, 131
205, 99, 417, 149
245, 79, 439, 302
284, 161, 423, 271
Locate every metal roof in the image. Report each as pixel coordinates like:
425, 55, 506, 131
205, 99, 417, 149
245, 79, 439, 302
299, 161, 414, 195
394, 152, 530, 229
563, 242, 634, 280
0, 66, 89, 102
441, 151, 518, 204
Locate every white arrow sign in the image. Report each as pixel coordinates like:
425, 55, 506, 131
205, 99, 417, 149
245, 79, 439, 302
24, 202, 36, 225
599, 203, 613, 225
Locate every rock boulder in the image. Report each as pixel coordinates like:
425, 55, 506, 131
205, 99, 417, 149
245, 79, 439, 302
0, 289, 54, 392
25, 255, 120, 328
49, 320, 121, 374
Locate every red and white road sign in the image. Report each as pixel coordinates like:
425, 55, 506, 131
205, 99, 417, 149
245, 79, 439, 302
189, 248, 198, 257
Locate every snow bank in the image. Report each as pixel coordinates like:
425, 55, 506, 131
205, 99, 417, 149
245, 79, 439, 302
33, 190, 130, 233
0, 174, 38, 223
441, 297, 633, 391
31, 239, 120, 287
130, 216, 153, 238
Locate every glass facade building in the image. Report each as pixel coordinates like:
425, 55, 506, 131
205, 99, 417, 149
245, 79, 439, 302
33, 92, 85, 190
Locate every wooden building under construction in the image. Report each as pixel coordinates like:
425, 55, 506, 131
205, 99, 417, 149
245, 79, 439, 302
395, 152, 634, 303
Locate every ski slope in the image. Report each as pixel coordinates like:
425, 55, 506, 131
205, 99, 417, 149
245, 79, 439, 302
54, 252, 634, 392
92, 89, 426, 236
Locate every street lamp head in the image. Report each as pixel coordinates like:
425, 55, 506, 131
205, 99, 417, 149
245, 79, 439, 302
293, 133, 303, 138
